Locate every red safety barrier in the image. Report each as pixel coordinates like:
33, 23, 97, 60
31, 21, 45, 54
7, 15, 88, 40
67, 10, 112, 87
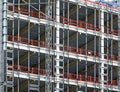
8, 35, 119, 61
104, 27, 118, 36
104, 54, 119, 61
8, 6, 118, 36
8, 64, 118, 86
8, 6, 46, 19
111, 80, 118, 85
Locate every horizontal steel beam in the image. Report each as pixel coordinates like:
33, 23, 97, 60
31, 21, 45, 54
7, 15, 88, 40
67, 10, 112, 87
7, 12, 119, 40
7, 41, 119, 66
7, 70, 119, 91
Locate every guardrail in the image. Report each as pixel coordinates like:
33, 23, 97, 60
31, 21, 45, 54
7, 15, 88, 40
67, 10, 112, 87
8, 64, 117, 86
8, 6, 118, 36
8, 35, 119, 61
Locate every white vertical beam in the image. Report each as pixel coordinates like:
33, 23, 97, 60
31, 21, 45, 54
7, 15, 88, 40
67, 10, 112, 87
0, 1, 4, 92
100, 7, 105, 92
55, 0, 60, 92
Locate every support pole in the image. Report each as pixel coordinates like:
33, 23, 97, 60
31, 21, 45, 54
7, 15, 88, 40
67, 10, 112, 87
3, 0, 7, 50
55, 0, 60, 92
100, 7, 104, 92
118, 14, 120, 91
0, 0, 7, 91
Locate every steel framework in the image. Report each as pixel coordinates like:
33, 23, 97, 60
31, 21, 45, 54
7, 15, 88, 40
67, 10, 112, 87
1, 0, 120, 92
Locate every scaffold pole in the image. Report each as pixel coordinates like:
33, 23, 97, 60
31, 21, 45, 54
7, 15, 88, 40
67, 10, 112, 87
118, 13, 120, 91
0, 0, 7, 92
100, 6, 105, 92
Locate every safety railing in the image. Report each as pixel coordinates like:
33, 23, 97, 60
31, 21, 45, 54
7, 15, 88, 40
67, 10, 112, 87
8, 6, 118, 36
9, 64, 117, 86
104, 27, 118, 36
104, 54, 119, 61
8, 6, 46, 20
8, 35, 119, 62
60, 16, 100, 31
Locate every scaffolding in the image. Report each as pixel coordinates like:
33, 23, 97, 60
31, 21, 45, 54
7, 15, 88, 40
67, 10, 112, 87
45, 0, 53, 92
1, 0, 120, 92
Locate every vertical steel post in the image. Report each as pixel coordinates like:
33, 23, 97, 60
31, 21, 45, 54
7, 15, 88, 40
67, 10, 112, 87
0, 2, 3, 91
118, 14, 120, 91
0, 0, 7, 91
67, 2, 70, 92
3, 0, 7, 50
100, 6, 105, 92
55, 0, 60, 92
94, 8, 97, 92
85, 5, 88, 92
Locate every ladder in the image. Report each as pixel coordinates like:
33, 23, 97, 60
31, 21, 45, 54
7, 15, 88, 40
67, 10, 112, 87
98, 63, 108, 92
29, 67, 40, 92
6, 48, 14, 92
29, 80, 40, 92
103, 63, 108, 85
99, 62, 109, 92
54, 55, 64, 92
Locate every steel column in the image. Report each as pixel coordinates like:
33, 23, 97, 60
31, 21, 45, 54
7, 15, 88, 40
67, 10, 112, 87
100, 6, 105, 92
55, 0, 61, 92
0, 0, 7, 91
118, 14, 120, 91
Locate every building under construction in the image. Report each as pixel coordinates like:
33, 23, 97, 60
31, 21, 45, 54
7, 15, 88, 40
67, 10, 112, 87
1, 0, 120, 92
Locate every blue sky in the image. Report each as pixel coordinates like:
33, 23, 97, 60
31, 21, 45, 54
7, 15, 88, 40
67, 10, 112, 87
90, 0, 120, 7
